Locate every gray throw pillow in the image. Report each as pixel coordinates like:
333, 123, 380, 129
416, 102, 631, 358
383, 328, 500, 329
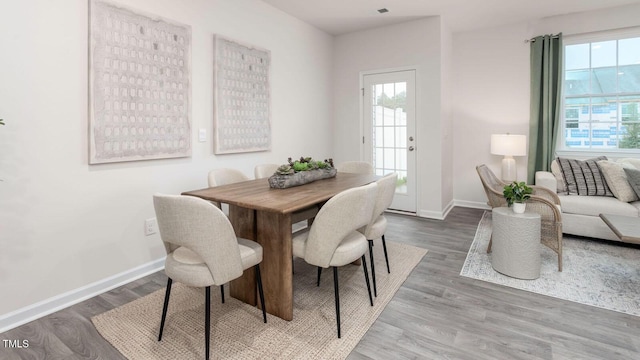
624, 167, 640, 199
557, 156, 613, 196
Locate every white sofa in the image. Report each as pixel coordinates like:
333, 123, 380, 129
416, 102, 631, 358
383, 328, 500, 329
535, 158, 640, 242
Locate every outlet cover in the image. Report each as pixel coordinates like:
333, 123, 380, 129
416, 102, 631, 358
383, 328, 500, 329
145, 218, 158, 236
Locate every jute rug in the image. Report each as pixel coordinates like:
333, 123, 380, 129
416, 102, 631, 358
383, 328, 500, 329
92, 241, 426, 359
461, 211, 640, 316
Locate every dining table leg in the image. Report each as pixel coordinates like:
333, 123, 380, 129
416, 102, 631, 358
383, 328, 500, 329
255, 210, 293, 320
228, 205, 294, 321
228, 205, 257, 306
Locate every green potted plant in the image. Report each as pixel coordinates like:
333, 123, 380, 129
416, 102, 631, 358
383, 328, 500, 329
269, 156, 336, 189
503, 181, 532, 214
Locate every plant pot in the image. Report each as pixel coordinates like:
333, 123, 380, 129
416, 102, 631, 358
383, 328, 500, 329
512, 202, 526, 214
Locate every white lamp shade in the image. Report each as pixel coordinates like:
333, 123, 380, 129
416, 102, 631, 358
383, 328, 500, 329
490, 134, 527, 156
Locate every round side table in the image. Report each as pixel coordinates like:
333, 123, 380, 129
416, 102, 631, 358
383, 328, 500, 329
491, 207, 541, 280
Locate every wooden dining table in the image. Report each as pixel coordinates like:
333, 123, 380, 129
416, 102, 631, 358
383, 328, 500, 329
182, 172, 379, 320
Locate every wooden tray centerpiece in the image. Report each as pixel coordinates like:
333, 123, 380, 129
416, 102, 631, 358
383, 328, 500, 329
268, 157, 336, 189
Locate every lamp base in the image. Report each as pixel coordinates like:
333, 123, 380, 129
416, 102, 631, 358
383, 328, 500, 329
501, 156, 517, 182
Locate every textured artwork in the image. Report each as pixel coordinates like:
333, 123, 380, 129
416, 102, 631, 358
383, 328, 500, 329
213, 35, 271, 154
89, 0, 191, 164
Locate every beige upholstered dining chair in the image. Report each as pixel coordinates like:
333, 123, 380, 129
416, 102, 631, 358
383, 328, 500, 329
207, 168, 250, 209
476, 164, 564, 271
292, 182, 377, 338
360, 172, 398, 297
254, 163, 279, 179
336, 161, 374, 175
153, 194, 267, 360
208, 168, 249, 188
207, 168, 251, 301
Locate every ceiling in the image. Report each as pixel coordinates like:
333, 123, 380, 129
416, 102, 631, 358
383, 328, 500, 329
261, 0, 640, 35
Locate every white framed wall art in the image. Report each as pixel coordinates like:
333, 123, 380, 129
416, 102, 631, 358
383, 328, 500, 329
213, 35, 271, 154
89, 0, 192, 164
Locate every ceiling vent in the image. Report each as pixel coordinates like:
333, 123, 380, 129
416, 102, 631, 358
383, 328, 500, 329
377, 8, 389, 14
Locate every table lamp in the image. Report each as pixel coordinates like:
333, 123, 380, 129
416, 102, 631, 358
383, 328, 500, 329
491, 134, 527, 182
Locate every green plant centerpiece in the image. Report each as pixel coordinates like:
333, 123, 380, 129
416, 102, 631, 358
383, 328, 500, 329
269, 157, 336, 189
503, 181, 532, 213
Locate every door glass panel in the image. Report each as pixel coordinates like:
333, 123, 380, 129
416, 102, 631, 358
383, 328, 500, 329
370, 80, 409, 194
375, 127, 384, 147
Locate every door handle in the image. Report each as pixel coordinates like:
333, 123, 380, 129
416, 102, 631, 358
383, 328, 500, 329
409, 146, 415, 151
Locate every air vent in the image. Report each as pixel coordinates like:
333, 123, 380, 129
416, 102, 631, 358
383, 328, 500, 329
377, 8, 389, 14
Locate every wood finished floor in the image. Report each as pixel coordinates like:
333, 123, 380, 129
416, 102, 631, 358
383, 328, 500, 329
2, 207, 639, 359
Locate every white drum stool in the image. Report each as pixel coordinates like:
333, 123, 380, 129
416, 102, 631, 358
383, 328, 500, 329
491, 207, 541, 280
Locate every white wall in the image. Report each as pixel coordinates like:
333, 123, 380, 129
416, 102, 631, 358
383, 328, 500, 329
452, 3, 640, 207
333, 17, 453, 218
0, 0, 333, 321
440, 20, 454, 212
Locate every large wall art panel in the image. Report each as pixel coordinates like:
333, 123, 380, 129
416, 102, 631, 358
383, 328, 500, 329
89, 0, 191, 164
213, 35, 271, 154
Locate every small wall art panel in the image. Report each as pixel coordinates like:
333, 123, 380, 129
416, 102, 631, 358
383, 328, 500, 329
213, 35, 271, 154
89, 0, 192, 164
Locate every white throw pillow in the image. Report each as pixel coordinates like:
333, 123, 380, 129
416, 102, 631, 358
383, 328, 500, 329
597, 160, 639, 202
618, 158, 640, 170
550, 160, 567, 194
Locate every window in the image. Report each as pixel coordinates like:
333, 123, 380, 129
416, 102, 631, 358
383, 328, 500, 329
562, 30, 640, 151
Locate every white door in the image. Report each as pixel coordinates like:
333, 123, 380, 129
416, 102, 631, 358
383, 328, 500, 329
363, 70, 417, 213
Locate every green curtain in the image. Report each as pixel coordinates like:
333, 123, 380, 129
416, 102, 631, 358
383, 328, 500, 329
527, 33, 563, 184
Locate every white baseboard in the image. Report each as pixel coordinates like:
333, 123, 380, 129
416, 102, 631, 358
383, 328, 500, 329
453, 200, 491, 210
417, 200, 454, 220
0, 257, 166, 333
416, 200, 489, 219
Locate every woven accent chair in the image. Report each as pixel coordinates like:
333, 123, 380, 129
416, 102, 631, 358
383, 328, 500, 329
476, 164, 564, 271
292, 182, 377, 338
154, 194, 267, 360
254, 163, 279, 179
360, 172, 398, 297
336, 161, 374, 175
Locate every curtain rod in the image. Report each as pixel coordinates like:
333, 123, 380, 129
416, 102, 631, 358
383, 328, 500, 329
524, 33, 561, 43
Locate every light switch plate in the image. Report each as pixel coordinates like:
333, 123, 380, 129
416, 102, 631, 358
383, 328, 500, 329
198, 128, 206, 142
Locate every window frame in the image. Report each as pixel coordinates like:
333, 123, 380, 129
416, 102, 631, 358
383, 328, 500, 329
557, 27, 640, 158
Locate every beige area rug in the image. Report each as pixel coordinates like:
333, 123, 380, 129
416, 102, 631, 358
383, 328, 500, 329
461, 211, 640, 316
92, 242, 426, 359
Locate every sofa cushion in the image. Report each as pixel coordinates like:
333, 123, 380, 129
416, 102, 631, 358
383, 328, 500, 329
597, 160, 639, 202
558, 194, 639, 217
557, 156, 613, 196
624, 167, 640, 199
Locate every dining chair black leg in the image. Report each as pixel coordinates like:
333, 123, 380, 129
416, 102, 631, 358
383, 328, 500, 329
381, 234, 390, 274
361, 255, 373, 306
255, 264, 267, 323
317, 267, 322, 287
158, 277, 173, 341
220, 284, 225, 304
368, 239, 377, 297
333, 267, 341, 338
205, 286, 211, 360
